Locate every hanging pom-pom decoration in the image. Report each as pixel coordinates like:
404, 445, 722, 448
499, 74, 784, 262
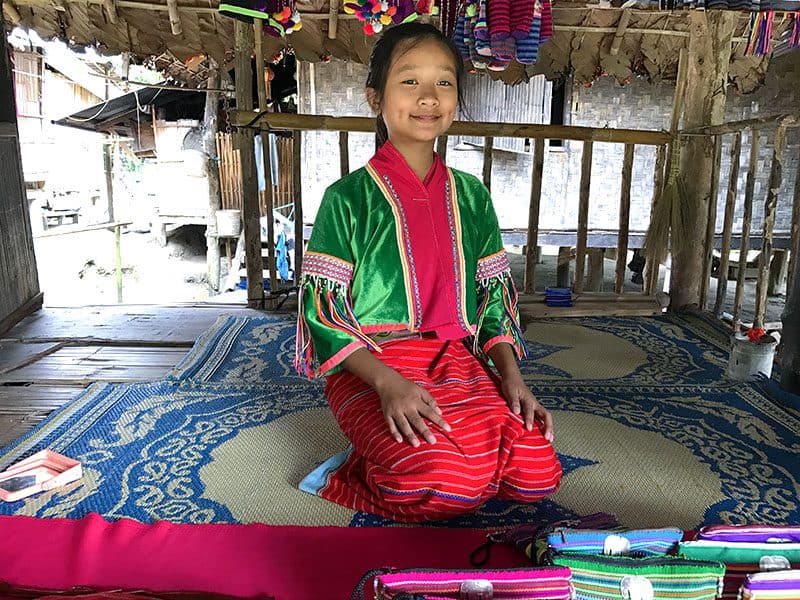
345, 0, 413, 35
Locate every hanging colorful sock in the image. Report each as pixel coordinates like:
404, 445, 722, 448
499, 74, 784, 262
516, 10, 541, 64
474, 0, 492, 56
511, 0, 535, 39
465, 6, 489, 68
540, 0, 552, 42
791, 12, 800, 48
487, 0, 511, 40
452, 9, 471, 61
490, 34, 517, 62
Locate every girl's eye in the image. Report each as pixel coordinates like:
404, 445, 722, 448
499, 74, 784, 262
402, 79, 417, 85
438, 80, 454, 86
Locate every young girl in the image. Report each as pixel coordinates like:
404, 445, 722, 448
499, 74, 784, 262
295, 22, 561, 522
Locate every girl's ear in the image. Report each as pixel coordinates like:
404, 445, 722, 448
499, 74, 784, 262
365, 87, 381, 114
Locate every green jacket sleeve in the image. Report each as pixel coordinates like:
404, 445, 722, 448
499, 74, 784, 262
294, 187, 379, 378
472, 185, 528, 360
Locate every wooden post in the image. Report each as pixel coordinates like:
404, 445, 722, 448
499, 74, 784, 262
557, 247, 571, 288
699, 135, 722, 309
483, 136, 493, 191
615, 143, 634, 294
586, 249, 605, 292
327, 0, 339, 38
115, 224, 123, 303
574, 140, 593, 294
339, 131, 350, 176
254, 22, 278, 302
714, 131, 743, 317
524, 137, 545, 294
167, 0, 182, 35
204, 63, 222, 294
754, 124, 787, 330
788, 152, 800, 295
782, 238, 800, 394
102, 141, 115, 222
293, 130, 304, 283
235, 21, 263, 308
610, 9, 632, 56
768, 250, 788, 296
436, 135, 448, 163
670, 11, 736, 310
646, 144, 668, 295
733, 133, 757, 332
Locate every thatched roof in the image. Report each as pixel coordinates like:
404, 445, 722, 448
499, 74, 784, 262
3, 0, 792, 92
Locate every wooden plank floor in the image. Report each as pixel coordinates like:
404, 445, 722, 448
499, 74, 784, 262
0, 303, 276, 449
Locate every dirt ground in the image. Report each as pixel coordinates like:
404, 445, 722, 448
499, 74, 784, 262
34, 224, 233, 307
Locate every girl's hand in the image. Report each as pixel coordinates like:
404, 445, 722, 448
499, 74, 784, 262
375, 372, 451, 447
500, 374, 554, 442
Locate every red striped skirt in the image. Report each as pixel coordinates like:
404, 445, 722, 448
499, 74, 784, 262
319, 337, 563, 522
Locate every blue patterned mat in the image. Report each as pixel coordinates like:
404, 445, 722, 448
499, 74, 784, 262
1, 314, 797, 528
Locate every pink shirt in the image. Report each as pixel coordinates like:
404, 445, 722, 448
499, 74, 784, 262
368, 141, 471, 341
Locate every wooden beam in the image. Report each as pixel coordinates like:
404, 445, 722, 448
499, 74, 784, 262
483, 136, 493, 191
700, 135, 722, 309
610, 9, 632, 56
714, 132, 742, 317
2, 1, 21, 24
670, 10, 736, 311
234, 21, 263, 309
615, 143, 634, 294
681, 113, 799, 136
102, 0, 118, 24
0, 294, 43, 339
524, 138, 545, 294
254, 22, 278, 302
754, 125, 787, 330
733, 132, 757, 332
339, 131, 349, 176
574, 141, 593, 294
167, 0, 182, 35
293, 130, 304, 284
231, 112, 672, 145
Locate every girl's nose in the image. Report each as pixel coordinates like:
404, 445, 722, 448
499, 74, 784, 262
418, 87, 439, 106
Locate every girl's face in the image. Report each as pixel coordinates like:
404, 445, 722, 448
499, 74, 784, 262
368, 39, 458, 151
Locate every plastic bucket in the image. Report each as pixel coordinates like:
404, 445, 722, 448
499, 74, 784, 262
216, 209, 241, 237
727, 335, 777, 380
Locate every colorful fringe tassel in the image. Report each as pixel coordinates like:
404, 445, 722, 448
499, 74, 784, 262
473, 272, 529, 360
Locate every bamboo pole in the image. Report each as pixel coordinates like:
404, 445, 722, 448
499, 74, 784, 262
254, 21, 278, 301
483, 137, 493, 191
339, 131, 350, 177
700, 135, 722, 309
610, 9, 632, 56
574, 141, 593, 294
681, 113, 799, 136
714, 131, 744, 317
102, 0, 118, 24
327, 0, 338, 38
733, 137, 755, 333
788, 151, 800, 295
232, 112, 672, 145
524, 138, 545, 294
235, 20, 263, 308
645, 144, 668, 295
754, 125, 787, 330
615, 143, 635, 294
293, 130, 304, 284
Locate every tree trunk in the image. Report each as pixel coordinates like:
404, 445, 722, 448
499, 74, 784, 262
204, 62, 222, 293
781, 251, 800, 394
670, 11, 736, 310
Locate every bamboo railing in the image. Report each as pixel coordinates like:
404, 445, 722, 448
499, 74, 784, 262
232, 110, 672, 314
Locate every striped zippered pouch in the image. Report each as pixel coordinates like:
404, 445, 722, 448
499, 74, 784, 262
545, 528, 684, 558
740, 569, 800, 599
549, 554, 724, 600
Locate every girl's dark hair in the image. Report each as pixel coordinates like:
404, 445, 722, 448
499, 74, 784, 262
366, 22, 465, 147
